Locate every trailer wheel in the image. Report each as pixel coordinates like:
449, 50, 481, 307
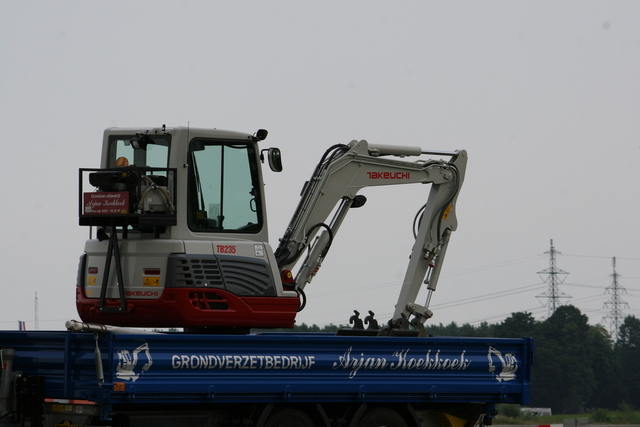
357, 407, 409, 427
265, 407, 316, 427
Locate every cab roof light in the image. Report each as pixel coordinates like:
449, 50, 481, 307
254, 129, 268, 141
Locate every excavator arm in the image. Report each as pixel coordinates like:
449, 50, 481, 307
274, 139, 467, 329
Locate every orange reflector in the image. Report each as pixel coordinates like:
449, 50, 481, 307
281, 270, 295, 285
144, 268, 161, 276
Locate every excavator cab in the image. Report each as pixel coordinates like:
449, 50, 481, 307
77, 126, 300, 331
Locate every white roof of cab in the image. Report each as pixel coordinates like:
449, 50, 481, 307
104, 126, 257, 141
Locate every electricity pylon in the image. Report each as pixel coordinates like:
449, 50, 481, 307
603, 257, 628, 342
35, 292, 40, 330
536, 239, 571, 317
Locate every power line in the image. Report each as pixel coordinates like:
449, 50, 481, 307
307, 282, 550, 328
432, 283, 547, 310
442, 254, 546, 277
563, 282, 608, 290
462, 306, 548, 326
563, 254, 640, 261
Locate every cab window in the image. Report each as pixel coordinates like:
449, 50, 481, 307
107, 134, 170, 169
187, 139, 262, 233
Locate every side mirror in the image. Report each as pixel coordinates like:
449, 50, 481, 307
261, 148, 283, 172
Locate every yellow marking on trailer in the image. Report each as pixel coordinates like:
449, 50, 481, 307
435, 412, 467, 427
87, 276, 96, 286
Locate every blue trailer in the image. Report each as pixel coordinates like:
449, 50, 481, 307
0, 330, 532, 427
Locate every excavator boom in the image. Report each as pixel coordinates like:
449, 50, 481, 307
275, 139, 467, 329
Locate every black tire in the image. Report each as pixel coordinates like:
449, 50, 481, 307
265, 407, 316, 427
357, 407, 409, 427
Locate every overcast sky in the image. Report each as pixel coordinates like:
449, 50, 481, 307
1, 1, 638, 335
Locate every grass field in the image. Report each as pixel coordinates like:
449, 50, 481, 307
494, 404, 640, 425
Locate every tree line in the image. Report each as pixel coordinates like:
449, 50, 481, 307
292, 306, 640, 414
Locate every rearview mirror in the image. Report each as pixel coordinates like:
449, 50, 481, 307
261, 148, 283, 172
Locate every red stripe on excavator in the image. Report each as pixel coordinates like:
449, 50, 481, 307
75, 287, 300, 329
